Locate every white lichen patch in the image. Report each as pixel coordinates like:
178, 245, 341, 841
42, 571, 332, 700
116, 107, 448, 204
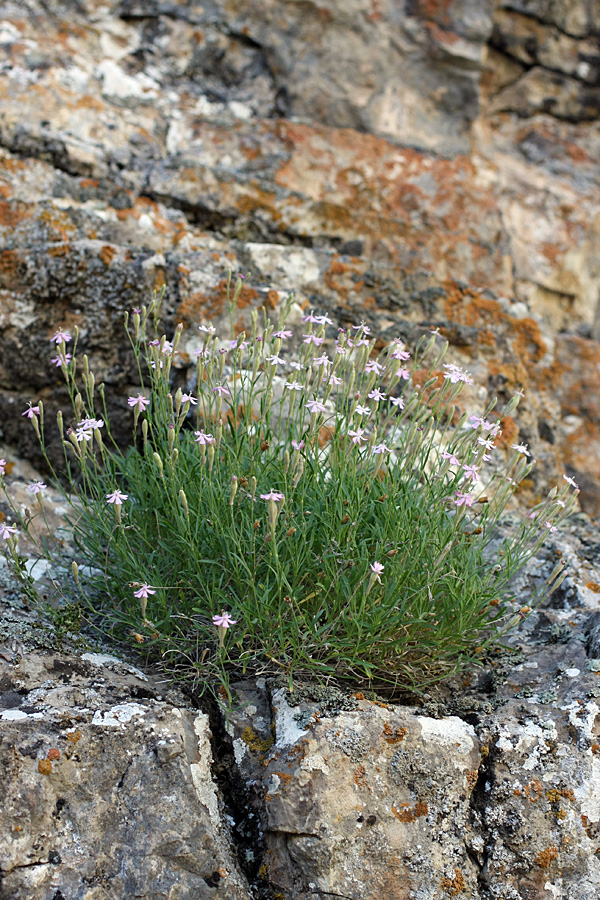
91, 702, 148, 727
272, 689, 309, 749
189, 713, 221, 830
0, 709, 45, 721
562, 700, 599, 742
233, 738, 248, 765
416, 715, 477, 759
300, 754, 330, 775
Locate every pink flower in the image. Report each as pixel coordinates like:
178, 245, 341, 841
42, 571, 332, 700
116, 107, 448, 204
442, 450, 460, 466
285, 381, 304, 391
354, 405, 371, 416
462, 464, 480, 483
27, 481, 47, 494
292, 440, 305, 450
391, 342, 410, 361
352, 323, 371, 334
368, 388, 386, 402
303, 334, 324, 346
373, 443, 391, 454
313, 354, 331, 368
512, 443, 531, 457
260, 491, 285, 502
563, 474, 579, 489
0, 523, 18, 540
22, 403, 40, 418
265, 355, 286, 365
51, 354, 72, 367
51, 329, 71, 345
454, 491, 474, 507
133, 584, 156, 599
390, 397, 405, 409
396, 367, 411, 380
544, 521, 558, 533
306, 399, 326, 414
329, 374, 342, 386
213, 612, 237, 629
370, 561, 384, 582
289, 361, 305, 371
0, 458, 6, 476
128, 395, 150, 411
477, 436, 495, 450
302, 313, 320, 324
106, 489, 128, 505
273, 330, 293, 339
181, 393, 197, 405
443, 363, 473, 385
365, 360, 384, 375
348, 428, 366, 445
212, 385, 230, 397
199, 324, 216, 334
194, 432, 216, 445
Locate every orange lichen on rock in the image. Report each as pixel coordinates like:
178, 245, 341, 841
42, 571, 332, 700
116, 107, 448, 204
535, 845, 558, 868
391, 801, 428, 822
440, 867, 466, 895
382, 722, 407, 744
98, 245, 116, 266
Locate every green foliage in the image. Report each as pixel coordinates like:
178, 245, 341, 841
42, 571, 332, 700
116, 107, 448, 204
2, 278, 577, 697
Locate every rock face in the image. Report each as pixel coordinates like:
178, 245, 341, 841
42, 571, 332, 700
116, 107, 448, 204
0, 638, 251, 900
0, 0, 599, 513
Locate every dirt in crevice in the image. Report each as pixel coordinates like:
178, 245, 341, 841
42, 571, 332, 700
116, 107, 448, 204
199, 691, 276, 900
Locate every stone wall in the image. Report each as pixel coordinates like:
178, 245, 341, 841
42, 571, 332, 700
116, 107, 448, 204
0, 0, 599, 512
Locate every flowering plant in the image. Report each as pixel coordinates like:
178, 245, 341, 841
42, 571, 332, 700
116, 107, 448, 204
1, 277, 577, 699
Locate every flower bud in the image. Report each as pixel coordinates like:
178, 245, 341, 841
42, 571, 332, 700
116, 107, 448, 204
230, 475, 238, 507
179, 489, 189, 517
153, 452, 164, 478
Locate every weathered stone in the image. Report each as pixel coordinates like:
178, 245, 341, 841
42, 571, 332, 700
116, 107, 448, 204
0, 631, 250, 900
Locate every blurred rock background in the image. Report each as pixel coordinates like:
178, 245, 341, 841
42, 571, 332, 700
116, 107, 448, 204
0, 0, 599, 511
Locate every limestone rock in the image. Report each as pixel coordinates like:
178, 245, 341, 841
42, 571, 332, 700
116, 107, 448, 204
0, 633, 250, 900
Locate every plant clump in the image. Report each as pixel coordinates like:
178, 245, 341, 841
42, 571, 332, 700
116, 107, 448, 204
1, 275, 578, 700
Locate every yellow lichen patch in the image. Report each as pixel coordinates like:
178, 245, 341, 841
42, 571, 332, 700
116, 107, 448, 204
547, 787, 575, 803
240, 726, 274, 754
